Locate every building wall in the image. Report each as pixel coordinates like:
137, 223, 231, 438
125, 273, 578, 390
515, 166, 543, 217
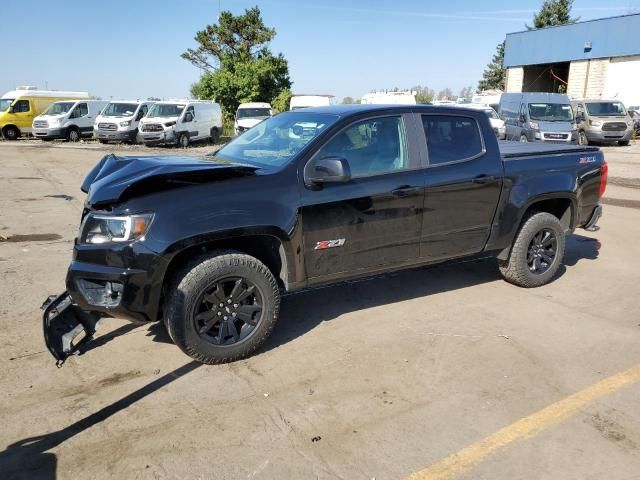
505, 67, 523, 93
567, 58, 609, 98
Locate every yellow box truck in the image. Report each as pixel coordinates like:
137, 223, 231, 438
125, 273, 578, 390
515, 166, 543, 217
0, 86, 89, 140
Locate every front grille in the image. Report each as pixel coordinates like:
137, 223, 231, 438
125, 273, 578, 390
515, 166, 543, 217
602, 122, 627, 131
141, 123, 163, 132
33, 120, 48, 128
98, 123, 117, 131
543, 133, 569, 140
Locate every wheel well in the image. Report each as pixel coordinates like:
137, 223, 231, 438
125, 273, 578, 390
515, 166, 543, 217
524, 198, 573, 230
2, 124, 20, 135
159, 235, 287, 319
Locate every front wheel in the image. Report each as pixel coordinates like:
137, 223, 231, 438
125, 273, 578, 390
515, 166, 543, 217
499, 212, 565, 288
618, 140, 630, 146
3, 126, 20, 140
67, 127, 80, 142
519, 134, 528, 143
178, 133, 189, 148
165, 252, 281, 364
578, 130, 589, 145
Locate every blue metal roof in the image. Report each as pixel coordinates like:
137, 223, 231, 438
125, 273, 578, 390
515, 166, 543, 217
504, 13, 640, 67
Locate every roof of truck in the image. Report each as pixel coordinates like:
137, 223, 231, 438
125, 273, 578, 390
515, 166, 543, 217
288, 104, 495, 116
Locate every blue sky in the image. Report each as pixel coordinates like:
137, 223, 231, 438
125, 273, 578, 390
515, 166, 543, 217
1, 0, 637, 102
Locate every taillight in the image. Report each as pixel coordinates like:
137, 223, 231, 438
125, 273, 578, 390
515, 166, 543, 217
599, 162, 608, 197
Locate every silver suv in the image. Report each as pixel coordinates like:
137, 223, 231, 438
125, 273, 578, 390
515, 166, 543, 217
571, 99, 633, 146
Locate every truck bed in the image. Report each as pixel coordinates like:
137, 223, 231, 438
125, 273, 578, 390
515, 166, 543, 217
499, 141, 599, 159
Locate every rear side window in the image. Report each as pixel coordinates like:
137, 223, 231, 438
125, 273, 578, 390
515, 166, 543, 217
13, 100, 30, 113
422, 115, 484, 165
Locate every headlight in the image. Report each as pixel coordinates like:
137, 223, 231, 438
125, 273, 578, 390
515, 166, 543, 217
528, 121, 539, 130
164, 121, 176, 127
119, 120, 131, 127
590, 120, 602, 126
79, 213, 154, 245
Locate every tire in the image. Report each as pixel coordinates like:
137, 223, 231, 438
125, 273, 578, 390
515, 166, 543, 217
128, 128, 139, 144
3, 125, 20, 140
178, 133, 189, 148
578, 130, 589, 146
210, 127, 220, 144
165, 251, 281, 364
618, 140, 630, 146
99, 139, 109, 144
67, 127, 80, 142
498, 211, 565, 288
519, 134, 528, 143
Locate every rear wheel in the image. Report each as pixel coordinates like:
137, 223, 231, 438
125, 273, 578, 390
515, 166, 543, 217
178, 133, 189, 148
2, 125, 20, 140
519, 134, 528, 143
67, 127, 80, 142
578, 130, 589, 145
499, 212, 565, 288
165, 251, 281, 364
98, 139, 109, 144
210, 127, 220, 144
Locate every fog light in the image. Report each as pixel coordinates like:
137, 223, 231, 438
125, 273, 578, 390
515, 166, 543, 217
77, 279, 123, 307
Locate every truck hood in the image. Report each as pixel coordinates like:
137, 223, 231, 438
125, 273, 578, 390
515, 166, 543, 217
82, 154, 259, 207
536, 121, 574, 132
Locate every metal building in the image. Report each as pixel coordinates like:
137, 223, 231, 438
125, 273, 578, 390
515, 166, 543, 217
503, 14, 640, 107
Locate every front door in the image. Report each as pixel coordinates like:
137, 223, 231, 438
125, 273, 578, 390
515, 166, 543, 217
418, 113, 503, 261
300, 114, 425, 282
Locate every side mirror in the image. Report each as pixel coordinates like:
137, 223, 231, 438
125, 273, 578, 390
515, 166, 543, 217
136, 112, 144, 121
8, 105, 14, 114
184, 113, 193, 122
576, 113, 584, 123
519, 114, 526, 123
307, 157, 351, 184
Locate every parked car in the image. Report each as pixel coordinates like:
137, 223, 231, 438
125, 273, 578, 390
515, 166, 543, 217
139, 100, 222, 147
0, 86, 89, 140
32, 100, 107, 141
94, 101, 152, 144
234, 102, 272, 135
43, 105, 607, 366
571, 99, 633, 146
455, 103, 506, 139
629, 110, 640, 136
499, 92, 576, 143
289, 94, 333, 110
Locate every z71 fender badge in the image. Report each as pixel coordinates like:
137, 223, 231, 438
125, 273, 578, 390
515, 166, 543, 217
315, 238, 346, 250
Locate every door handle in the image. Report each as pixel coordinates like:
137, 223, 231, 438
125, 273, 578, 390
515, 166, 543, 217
471, 175, 496, 185
391, 185, 419, 197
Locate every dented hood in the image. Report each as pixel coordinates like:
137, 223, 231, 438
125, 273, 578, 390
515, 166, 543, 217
82, 154, 259, 206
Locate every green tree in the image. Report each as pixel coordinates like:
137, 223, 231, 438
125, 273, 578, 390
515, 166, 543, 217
412, 85, 434, 104
459, 86, 474, 99
478, 41, 505, 91
183, 6, 291, 117
437, 88, 454, 101
341, 96, 355, 104
272, 88, 292, 113
527, 0, 579, 29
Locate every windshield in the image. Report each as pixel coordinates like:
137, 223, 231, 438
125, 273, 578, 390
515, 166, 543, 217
147, 103, 184, 118
237, 108, 271, 119
585, 101, 627, 116
528, 103, 573, 122
102, 103, 138, 117
215, 112, 339, 168
43, 102, 75, 115
0, 98, 15, 112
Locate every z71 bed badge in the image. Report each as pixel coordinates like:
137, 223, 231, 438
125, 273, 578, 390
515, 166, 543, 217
579, 156, 597, 164
315, 238, 346, 250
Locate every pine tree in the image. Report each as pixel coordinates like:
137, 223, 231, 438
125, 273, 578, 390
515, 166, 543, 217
478, 41, 505, 91
527, 0, 580, 30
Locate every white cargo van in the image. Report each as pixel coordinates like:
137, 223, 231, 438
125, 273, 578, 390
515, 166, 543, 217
94, 101, 153, 143
289, 94, 333, 110
361, 91, 417, 105
234, 102, 272, 135
139, 100, 222, 147
32, 100, 107, 141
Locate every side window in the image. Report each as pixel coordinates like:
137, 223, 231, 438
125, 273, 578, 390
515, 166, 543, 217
73, 103, 88, 118
13, 100, 30, 113
184, 106, 195, 122
316, 116, 409, 177
140, 105, 148, 116
422, 115, 484, 166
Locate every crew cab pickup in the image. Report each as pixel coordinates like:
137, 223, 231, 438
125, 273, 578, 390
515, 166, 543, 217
43, 105, 607, 365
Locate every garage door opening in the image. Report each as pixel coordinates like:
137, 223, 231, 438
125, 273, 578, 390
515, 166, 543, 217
522, 62, 570, 93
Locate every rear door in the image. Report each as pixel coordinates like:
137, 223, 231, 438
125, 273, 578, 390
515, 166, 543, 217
418, 113, 503, 261
300, 113, 425, 281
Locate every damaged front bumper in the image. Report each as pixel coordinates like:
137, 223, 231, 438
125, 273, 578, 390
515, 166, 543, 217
42, 292, 104, 366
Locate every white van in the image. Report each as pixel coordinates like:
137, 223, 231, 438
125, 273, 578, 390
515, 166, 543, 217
289, 94, 333, 110
32, 100, 107, 141
94, 101, 153, 143
455, 103, 506, 139
139, 100, 222, 147
361, 91, 417, 105
234, 102, 272, 135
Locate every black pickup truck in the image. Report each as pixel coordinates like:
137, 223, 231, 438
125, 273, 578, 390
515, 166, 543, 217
43, 105, 607, 365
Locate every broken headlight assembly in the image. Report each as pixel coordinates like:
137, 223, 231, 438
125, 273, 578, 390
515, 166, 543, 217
79, 213, 154, 245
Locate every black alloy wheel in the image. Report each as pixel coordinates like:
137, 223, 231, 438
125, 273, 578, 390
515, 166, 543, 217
192, 277, 264, 346
527, 228, 557, 274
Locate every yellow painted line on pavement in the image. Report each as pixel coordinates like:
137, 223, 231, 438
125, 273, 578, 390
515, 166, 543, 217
408, 363, 640, 480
